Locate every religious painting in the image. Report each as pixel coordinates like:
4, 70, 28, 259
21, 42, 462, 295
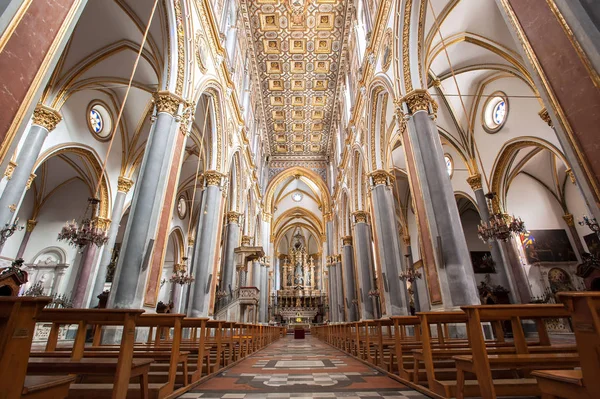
312, 95, 326, 106
275, 134, 286, 142
270, 96, 284, 106
289, 38, 307, 53
315, 38, 332, 53
292, 110, 305, 120
313, 80, 328, 90
276, 144, 287, 153
268, 80, 284, 91
312, 122, 323, 131
522, 229, 578, 264
291, 79, 305, 91
260, 13, 279, 31
548, 267, 575, 293
266, 61, 282, 74
583, 233, 600, 258
381, 29, 392, 72
310, 133, 321, 142
292, 122, 304, 132
263, 39, 280, 54
195, 31, 209, 73
316, 13, 334, 30
274, 122, 285, 131
312, 110, 324, 119
310, 144, 320, 152
291, 61, 305, 73
470, 251, 496, 274
292, 96, 305, 106
293, 144, 304, 152
272, 110, 285, 120
293, 134, 304, 142
314, 60, 330, 73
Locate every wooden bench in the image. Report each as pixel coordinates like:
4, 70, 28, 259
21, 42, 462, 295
0, 297, 77, 399
532, 292, 600, 399
455, 304, 576, 399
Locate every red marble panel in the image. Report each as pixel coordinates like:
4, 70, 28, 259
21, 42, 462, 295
508, 0, 600, 198
0, 0, 77, 157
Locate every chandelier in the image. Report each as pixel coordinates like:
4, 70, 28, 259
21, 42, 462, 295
170, 258, 194, 285
368, 289, 380, 298
399, 268, 422, 283
0, 217, 24, 247
478, 193, 526, 242
58, 198, 108, 248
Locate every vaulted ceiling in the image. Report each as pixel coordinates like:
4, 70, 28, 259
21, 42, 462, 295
240, 0, 351, 160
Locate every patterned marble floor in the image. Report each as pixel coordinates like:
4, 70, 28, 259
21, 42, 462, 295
179, 335, 431, 399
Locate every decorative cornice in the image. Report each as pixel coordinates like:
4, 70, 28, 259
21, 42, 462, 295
32, 104, 62, 132
188, 237, 195, 246
562, 213, 575, 227
204, 170, 226, 186
25, 173, 36, 190
26, 219, 37, 232
538, 108, 553, 128
369, 170, 393, 187
401, 89, 438, 116
353, 211, 368, 224
323, 212, 333, 222
241, 235, 251, 246
4, 160, 17, 179
226, 211, 242, 224
466, 174, 483, 191
117, 176, 134, 193
565, 168, 576, 184
153, 91, 184, 116
341, 236, 353, 246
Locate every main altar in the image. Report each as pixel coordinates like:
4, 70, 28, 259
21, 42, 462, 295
273, 233, 326, 326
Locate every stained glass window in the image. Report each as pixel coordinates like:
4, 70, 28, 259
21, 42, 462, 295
444, 154, 453, 177
292, 192, 303, 202
493, 100, 506, 125
89, 108, 103, 134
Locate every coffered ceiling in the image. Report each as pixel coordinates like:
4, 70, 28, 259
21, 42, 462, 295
240, 0, 351, 159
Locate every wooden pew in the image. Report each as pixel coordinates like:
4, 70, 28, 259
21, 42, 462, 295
0, 297, 76, 399
28, 308, 152, 399
532, 292, 600, 399
181, 317, 208, 383
455, 304, 578, 399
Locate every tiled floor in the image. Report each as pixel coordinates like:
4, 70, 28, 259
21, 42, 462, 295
179, 335, 431, 399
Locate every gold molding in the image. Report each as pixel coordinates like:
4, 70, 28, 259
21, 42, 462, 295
352, 211, 368, 224
204, 170, 225, 186
94, 216, 111, 231
153, 91, 184, 116
466, 174, 482, 191
241, 235, 251, 246
117, 176, 134, 193
4, 160, 17, 180
226, 211, 242, 224
341, 236, 352, 246
25, 173, 36, 190
26, 219, 37, 232
562, 213, 574, 227
32, 104, 62, 132
401, 89, 438, 116
538, 107, 553, 128
369, 170, 393, 187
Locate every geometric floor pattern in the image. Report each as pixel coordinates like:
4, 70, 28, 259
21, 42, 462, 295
178, 335, 431, 399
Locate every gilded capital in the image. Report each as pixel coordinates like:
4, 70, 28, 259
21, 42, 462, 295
369, 170, 393, 187
241, 235, 251, 246
204, 170, 225, 186
26, 219, 37, 232
538, 108, 553, 128
187, 236, 195, 246
353, 211, 368, 224
117, 176, 134, 193
323, 212, 333, 222
25, 173, 36, 190
153, 91, 184, 116
226, 211, 242, 224
401, 89, 438, 116
4, 160, 17, 180
94, 217, 111, 231
32, 104, 62, 132
562, 213, 575, 227
342, 236, 353, 246
466, 174, 482, 191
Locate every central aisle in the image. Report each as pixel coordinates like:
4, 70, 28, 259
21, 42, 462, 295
179, 335, 430, 399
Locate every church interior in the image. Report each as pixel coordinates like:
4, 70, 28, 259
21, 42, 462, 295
0, 0, 599, 398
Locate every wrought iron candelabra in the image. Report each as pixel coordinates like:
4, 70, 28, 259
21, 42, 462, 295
0, 216, 24, 246
579, 215, 600, 236
478, 193, 526, 242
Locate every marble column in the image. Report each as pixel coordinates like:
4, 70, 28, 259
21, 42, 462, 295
352, 211, 376, 320
221, 212, 241, 297
109, 92, 184, 309
335, 257, 345, 321
89, 177, 133, 308
328, 261, 338, 322
0, 105, 60, 230
72, 244, 98, 308
402, 237, 422, 313
16, 219, 37, 259
189, 172, 226, 317
400, 91, 479, 308
369, 170, 409, 315
181, 237, 196, 314
563, 213, 585, 257
259, 263, 268, 323
467, 174, 519, 303
341, 236, 358, 321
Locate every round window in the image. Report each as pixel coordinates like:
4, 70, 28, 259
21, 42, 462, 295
177, 196, 187, 219
444, 154, 453, 178
483, 93, 508, 133
87, 101, 113, 140
292, 192, 303, 202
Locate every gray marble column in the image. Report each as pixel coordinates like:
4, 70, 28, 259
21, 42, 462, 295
369, 172, 409, 315
221, 212, 241, 297
72, 244, 98, 308
467, 174, 519, 304
109, 92, 184, 309
329, 262, 339, 322
341, 236, 358, 321
335, 259, 344, 321
352, 212, 376, 320
401, 91, 479, 307
259, 263, 268, 323
89, 178, 132, 308
0, 105, 60, 231
189, 174, 225, 317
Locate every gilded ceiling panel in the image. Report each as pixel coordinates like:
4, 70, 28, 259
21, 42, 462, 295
240, 0, 351, 159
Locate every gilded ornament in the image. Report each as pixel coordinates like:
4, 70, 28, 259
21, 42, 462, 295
466, 174, 483, 191
153, 91, 184, 116
226, 211, 242, 224
204, 171, 224, 186
369, 170, 392, 187
94, 217, 111, 231
342, 236, 352, 246
402, 90, 438, 116
565, 168, 576, 184
353, 211, 368, 224
25, 173, 36, 190
8, 204, 17, 213
538, 108, 553, 128
32, 104, 62, 132
26, 219, 37, 232
241, 235, 251, 246
117, 176, 134, 193
562, 213, 575, 227
188, 236, 195, 246
4, 161, 17, 180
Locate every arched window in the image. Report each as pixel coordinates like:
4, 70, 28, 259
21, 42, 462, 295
444, 154, 454, 178
483, 92, 509, 133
